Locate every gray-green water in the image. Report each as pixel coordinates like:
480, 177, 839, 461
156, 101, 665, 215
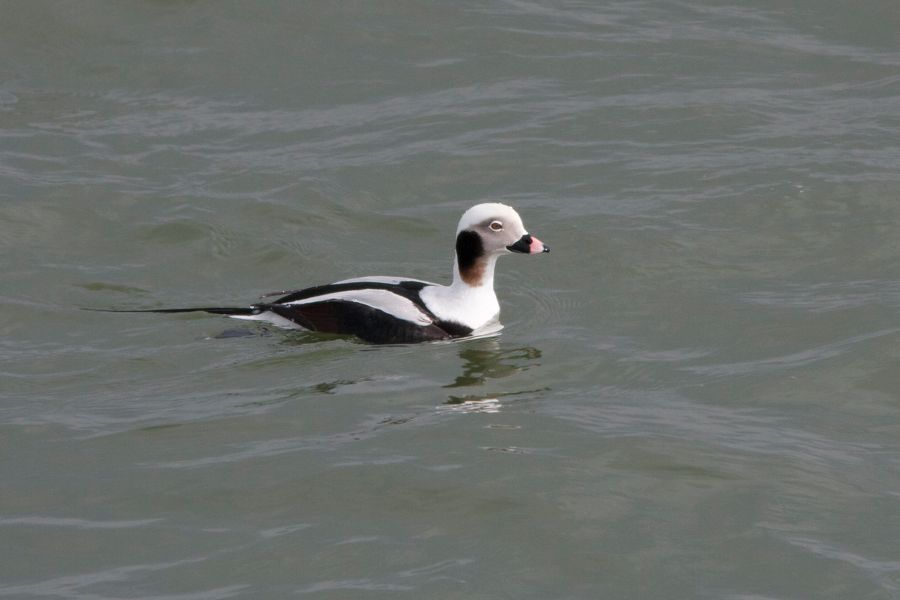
3, 1, 900, 598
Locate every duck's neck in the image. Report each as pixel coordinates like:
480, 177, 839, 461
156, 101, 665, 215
422, 252, 498, 331
419, 251, 500, 331
451, 229, 498, 292
451, 252, 498, 292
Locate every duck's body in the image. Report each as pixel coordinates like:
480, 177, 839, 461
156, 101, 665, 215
226, 276, 476, 344
107, 203, 548, 344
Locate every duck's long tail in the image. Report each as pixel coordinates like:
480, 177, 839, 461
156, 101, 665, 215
84, 306, 261, 316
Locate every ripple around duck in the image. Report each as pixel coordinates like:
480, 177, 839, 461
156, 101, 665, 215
501, 277, 583, 336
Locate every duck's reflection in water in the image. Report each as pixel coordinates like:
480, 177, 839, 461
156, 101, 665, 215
441, 339, 542, 413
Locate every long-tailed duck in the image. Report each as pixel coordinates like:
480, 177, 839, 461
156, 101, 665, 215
108, 203, 549, 344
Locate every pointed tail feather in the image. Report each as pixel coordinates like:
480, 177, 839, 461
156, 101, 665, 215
83, 306, 260, 316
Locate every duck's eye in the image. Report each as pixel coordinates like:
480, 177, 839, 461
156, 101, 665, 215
489, 220, 503, 232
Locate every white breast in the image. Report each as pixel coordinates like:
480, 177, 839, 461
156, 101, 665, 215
419, 284, 500, 332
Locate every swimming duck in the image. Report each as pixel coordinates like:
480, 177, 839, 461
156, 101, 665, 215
112, 203, 549, 344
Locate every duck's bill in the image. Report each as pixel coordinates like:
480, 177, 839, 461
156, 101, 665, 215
507, 234, 549, 254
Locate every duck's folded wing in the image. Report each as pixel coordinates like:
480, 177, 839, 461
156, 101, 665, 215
261, 289, 449, 343
269, 278, 435, 305
259, 277, 437, 300
333, 276, 439, 286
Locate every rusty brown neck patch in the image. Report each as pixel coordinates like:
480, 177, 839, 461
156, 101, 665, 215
459, 257, 487, 286
456, 230, 486, 286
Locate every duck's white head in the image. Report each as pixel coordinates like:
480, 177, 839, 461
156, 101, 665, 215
453, 203, 549, 287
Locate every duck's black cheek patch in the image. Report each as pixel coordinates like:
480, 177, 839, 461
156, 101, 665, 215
455, 230, 484, 270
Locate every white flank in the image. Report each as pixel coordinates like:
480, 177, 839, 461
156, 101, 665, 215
229, 311, 306, 330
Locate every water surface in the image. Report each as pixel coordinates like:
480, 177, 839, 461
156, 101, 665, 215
3, 1, 900, 598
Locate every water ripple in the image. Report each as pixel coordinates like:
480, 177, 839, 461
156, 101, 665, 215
0, 558, 243, 600
547, 388, 880, 465
740, 280, 900, 313
0, 516, 162, 530
774, 533, 900, 594
685, 328, 900, 377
